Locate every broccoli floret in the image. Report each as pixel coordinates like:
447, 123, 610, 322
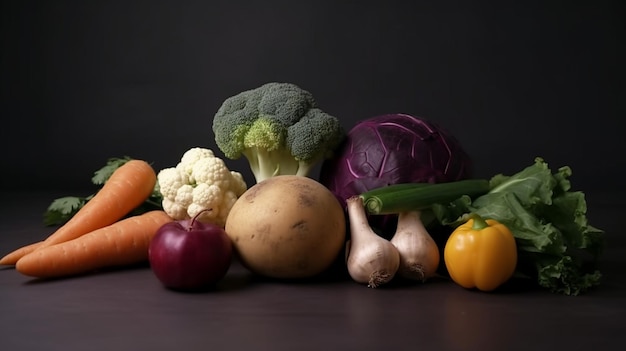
212, 82, 345, 183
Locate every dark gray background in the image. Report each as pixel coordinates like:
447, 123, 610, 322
1, 1, 624, 204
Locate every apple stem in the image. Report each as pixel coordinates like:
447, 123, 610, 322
188, 208, 213, 230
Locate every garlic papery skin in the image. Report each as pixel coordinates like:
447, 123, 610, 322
345, 196, 400, 288
390, 210, 440, 282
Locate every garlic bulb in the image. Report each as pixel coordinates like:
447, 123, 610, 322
390, 210, 440, 282
345, 196, 400, 288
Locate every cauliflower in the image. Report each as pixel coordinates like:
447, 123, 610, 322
157, 147, 248, 227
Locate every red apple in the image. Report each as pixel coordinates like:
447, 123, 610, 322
148, 216, 233, 291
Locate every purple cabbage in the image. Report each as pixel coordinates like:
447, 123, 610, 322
319, 113, 473, 235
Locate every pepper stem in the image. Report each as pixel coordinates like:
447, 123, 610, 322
470, 213, 489, 230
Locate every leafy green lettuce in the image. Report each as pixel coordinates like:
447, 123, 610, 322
432, 157, 605, 295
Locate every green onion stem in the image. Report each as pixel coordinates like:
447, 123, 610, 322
359, 179, 490, 215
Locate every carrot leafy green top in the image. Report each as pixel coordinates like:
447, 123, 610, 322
43, 157, 163, 226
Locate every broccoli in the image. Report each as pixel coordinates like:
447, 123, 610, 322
212, 82, 346, 183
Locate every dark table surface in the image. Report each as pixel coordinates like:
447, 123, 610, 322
1, 191, 624, 351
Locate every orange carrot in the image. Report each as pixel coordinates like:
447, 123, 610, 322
15, 210, 173, 278
0, 241, 43, 265
1, 159, 157, 265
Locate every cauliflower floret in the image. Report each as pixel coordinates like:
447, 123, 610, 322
156, 147, 248, 227
178, 147, 215, 176
187, 203, 220, 223
230, 171, 248, 196
174, 163, 191, 184
189, 183, 222, 215
217, 191, 239, 225
157, 168, 184, 200
174, 184, 194, 208
161, 198, 188, 220
187, 183, 224, 225
190, 157, 231, 188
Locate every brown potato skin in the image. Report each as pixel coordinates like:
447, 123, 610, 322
225, 175, 346, 279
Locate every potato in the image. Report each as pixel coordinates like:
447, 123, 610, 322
225, 175, 346, 279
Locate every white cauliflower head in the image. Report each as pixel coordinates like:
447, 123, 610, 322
157, 147, 248, 227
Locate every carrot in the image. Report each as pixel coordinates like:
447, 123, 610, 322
0, 241, 44, 265
15, 210, 173, 278
0, 159, 157, 265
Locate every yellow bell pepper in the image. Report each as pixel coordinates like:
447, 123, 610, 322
444, 213, 518, 292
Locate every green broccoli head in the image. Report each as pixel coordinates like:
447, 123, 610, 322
212, 82, 345, 183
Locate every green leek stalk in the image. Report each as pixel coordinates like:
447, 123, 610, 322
359, 179, 490, 215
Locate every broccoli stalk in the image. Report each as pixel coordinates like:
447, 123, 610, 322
212, 82, 345, 183
242, 145, 299, 181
